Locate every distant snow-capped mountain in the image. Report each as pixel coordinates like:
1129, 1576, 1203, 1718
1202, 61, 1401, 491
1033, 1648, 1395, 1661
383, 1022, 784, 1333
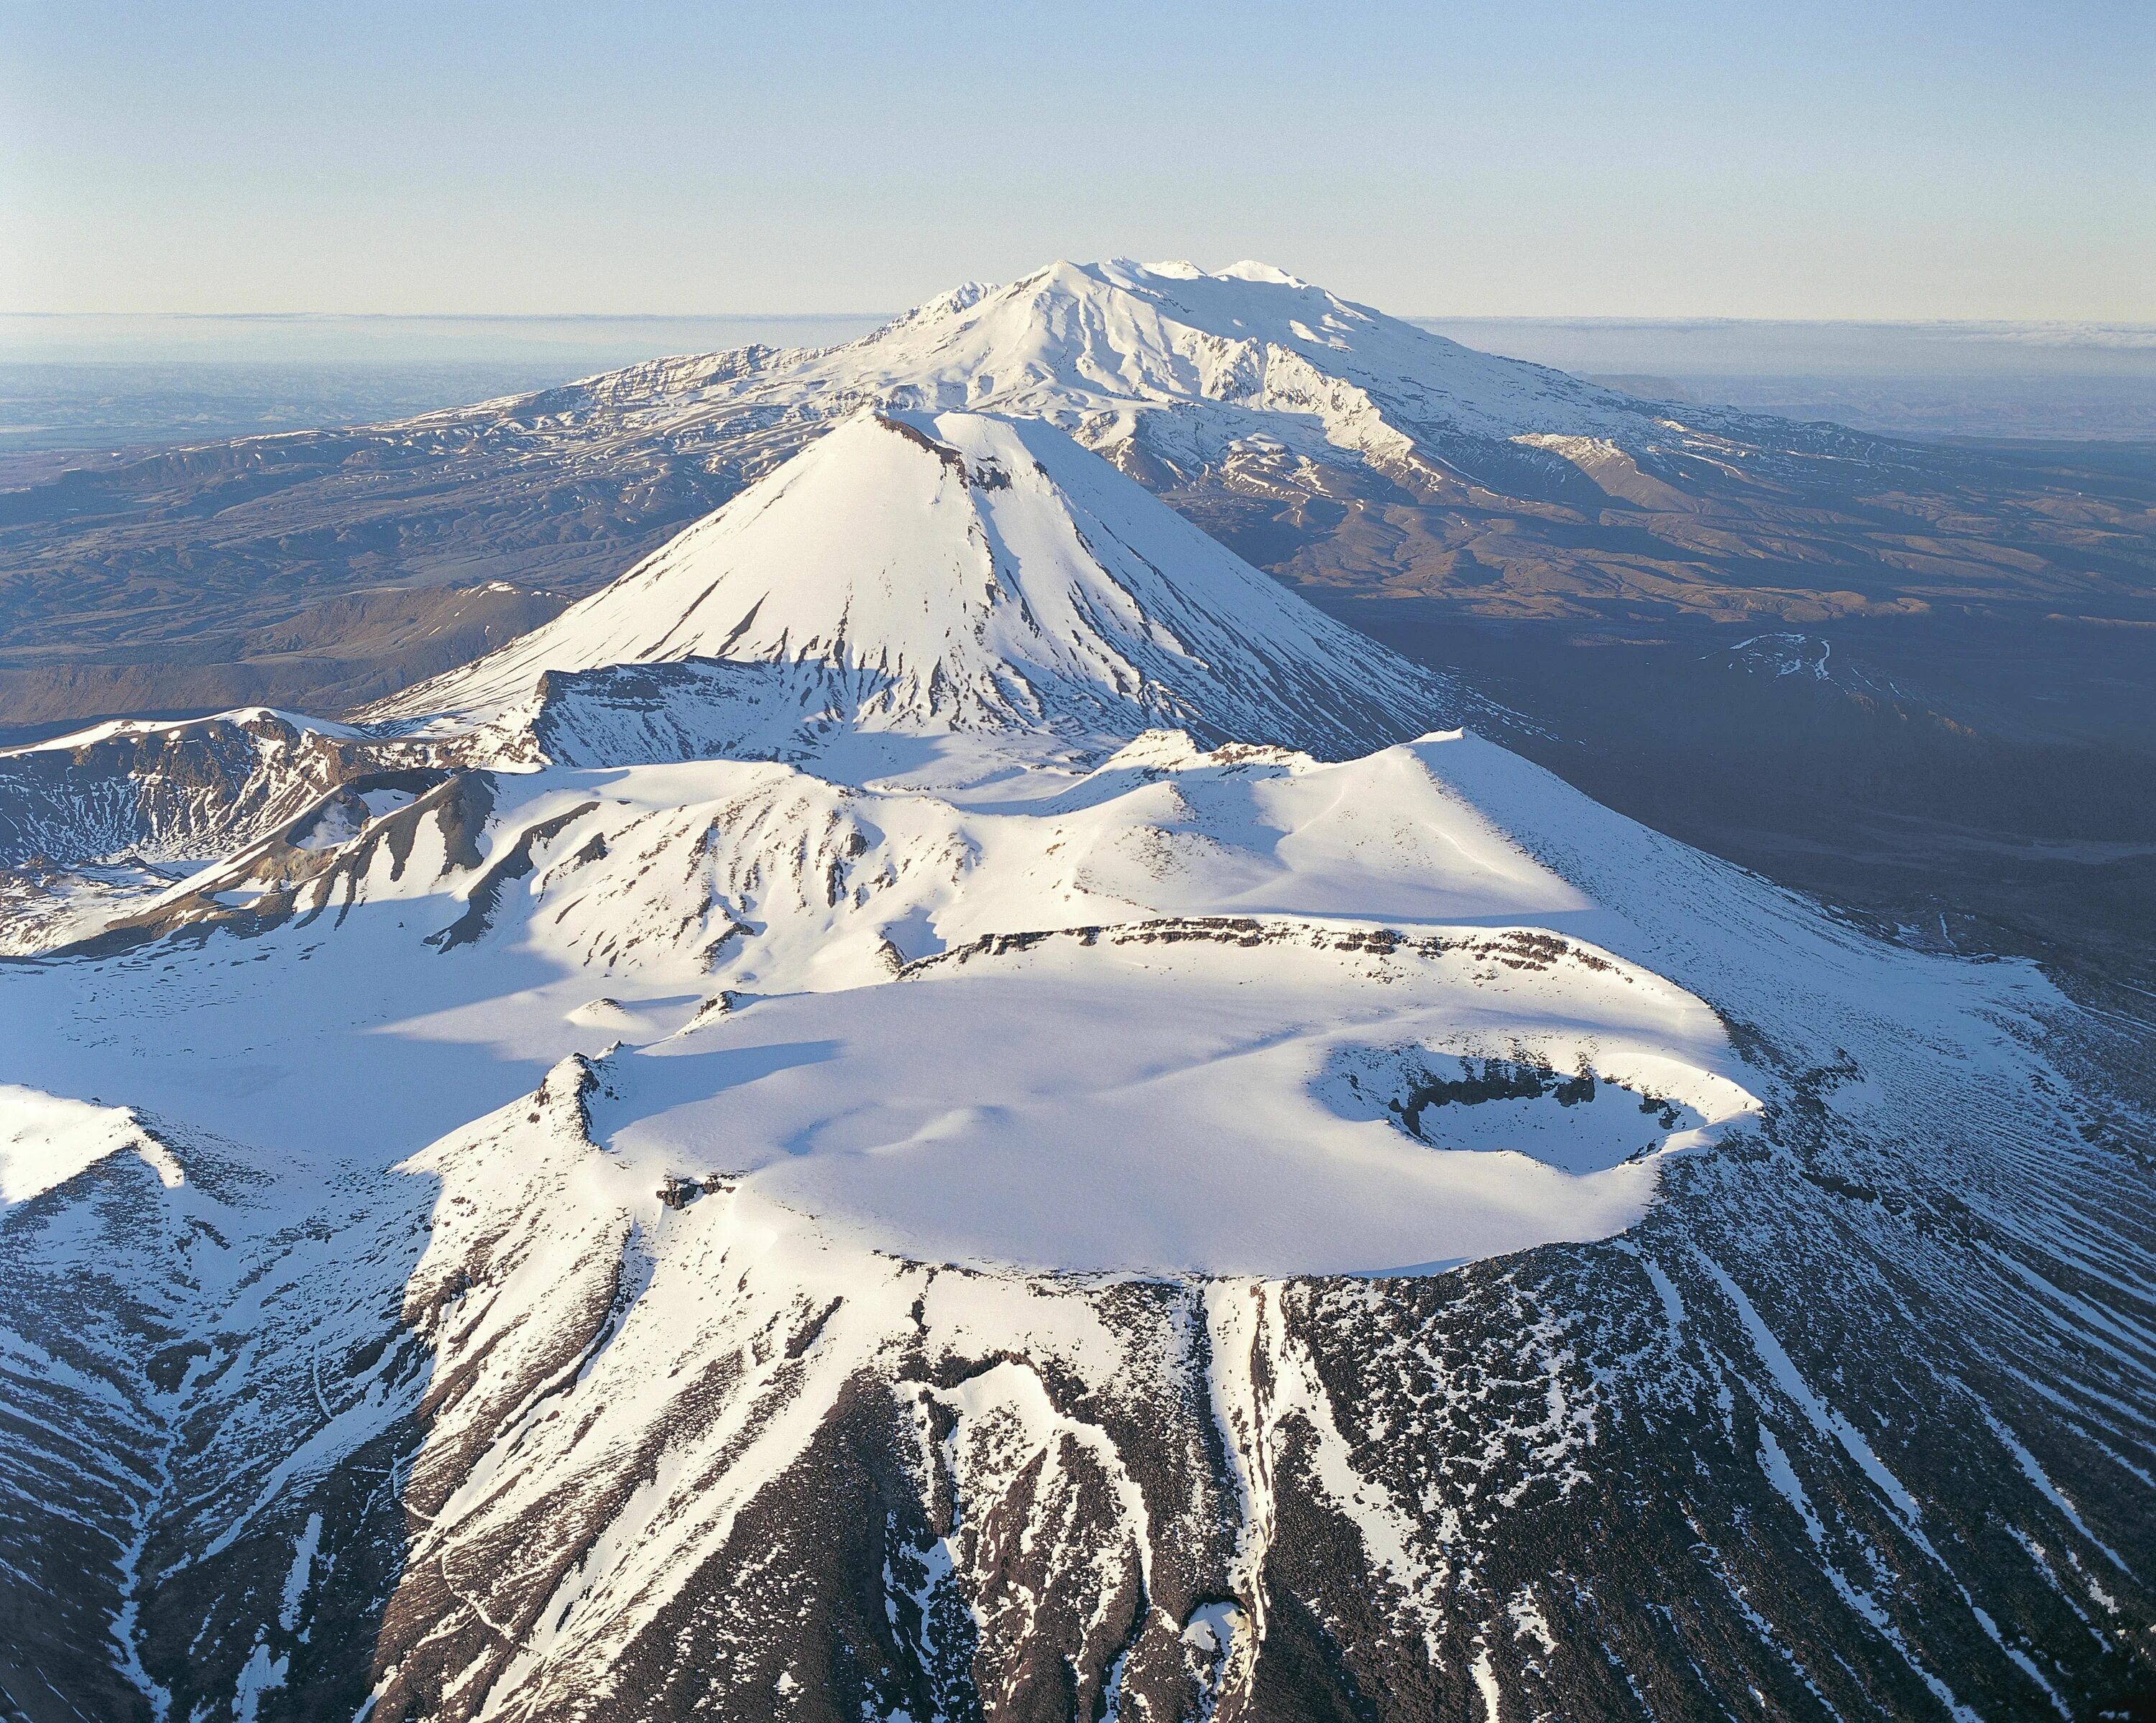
1, 254, 2017, 734
755, 255, 1657, 451
413, 257, 1781, 496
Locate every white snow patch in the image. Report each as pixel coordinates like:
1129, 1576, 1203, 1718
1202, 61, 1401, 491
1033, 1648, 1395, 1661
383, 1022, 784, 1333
231, 1640, 287, 1723
279, 1511, 323, 1632
1470, 1641, 1502, 1721
0, 1084, 149, 1208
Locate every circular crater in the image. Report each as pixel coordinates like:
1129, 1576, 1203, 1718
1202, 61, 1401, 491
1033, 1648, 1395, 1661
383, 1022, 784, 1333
597, 919, 1761, 1277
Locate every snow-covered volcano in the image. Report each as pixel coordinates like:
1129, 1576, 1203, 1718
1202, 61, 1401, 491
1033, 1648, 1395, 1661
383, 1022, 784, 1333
765, 257, 1651, 451
3, 376, 2152, 1713
376, 409, 1468, 766
418, 257, 1690, 490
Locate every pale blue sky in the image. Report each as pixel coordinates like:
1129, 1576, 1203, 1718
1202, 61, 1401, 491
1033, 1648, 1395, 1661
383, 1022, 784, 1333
4, 0, 2150, 318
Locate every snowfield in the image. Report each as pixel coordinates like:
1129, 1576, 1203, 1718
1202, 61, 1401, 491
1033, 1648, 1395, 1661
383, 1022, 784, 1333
0, 716, 1766, 1279
0, 273, 2150, 1723
600, 917, 1755, 1276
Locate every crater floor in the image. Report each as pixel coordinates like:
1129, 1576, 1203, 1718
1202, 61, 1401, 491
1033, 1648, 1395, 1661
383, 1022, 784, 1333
594, 918, 1756, 1275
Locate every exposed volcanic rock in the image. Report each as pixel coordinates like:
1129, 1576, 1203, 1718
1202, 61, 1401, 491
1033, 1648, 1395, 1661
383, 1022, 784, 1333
0, 708, 364, 869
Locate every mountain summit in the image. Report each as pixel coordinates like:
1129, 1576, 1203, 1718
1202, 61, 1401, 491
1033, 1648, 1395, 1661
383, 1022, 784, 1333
378, 410, 1467, 765
839, 257, 1648, 443
482, 257, 1667, 486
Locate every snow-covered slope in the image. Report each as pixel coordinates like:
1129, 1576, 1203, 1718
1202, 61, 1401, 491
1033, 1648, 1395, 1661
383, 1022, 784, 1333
373, 410, 1467, 765
3, 388, 2152, 1719
17, 731, 1768, 1277
6, 707, 2147, 1718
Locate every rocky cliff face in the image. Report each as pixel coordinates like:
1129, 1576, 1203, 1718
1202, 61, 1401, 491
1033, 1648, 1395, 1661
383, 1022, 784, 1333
0, 709, 361, 869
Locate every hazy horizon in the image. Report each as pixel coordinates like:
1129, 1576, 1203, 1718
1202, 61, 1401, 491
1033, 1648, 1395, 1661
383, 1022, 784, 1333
8, 309, 2154, 451
8, 308, 2154, 364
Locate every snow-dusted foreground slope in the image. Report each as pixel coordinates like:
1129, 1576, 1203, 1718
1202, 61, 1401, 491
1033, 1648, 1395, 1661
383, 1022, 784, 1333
1, 407, 2152, 1722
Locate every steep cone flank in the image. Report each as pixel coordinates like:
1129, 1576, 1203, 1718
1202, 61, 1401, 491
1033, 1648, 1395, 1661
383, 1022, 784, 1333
379, 410, 1463, 757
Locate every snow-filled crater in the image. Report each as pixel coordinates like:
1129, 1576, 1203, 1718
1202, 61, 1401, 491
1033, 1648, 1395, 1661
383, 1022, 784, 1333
1316, 1049, 1710, 1176
590, 918, 1761, 1278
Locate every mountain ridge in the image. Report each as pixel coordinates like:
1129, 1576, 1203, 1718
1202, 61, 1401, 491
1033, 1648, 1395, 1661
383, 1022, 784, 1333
410, 256, 1731, 486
